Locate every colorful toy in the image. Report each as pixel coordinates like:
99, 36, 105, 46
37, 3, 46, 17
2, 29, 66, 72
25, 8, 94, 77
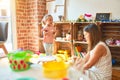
76, 15, 87, 22
7, 50, 33, 71
42, 61, 69, 78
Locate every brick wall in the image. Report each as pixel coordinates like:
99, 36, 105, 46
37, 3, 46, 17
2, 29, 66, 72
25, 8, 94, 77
16, 0, 46, 52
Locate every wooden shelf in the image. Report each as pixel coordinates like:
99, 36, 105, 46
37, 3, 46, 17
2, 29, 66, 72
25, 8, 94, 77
54, 22, 73, 55
107, 45, 120, 47
55, 40, 71, 43
39, 37, 43, 40
38, 22, 120, 59
55, 21, 72, 24
73, 41, 87, 44
100, 23, 120, 62
38, 22, 120, 80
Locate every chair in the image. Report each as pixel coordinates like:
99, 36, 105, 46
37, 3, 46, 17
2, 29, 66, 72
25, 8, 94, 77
0, 22, 8, 55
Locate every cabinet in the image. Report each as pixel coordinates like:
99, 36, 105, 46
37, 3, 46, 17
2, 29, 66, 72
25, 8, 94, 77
38, 22, 120, 79
54, 22, 73, 56
112, 69, 120, 80
100, 23, 120, 63
72, 22, 120, 63
73, 22, 90, 54
39, 22, 120, 63
72, 22, 120, 80
38, 22, 73, 56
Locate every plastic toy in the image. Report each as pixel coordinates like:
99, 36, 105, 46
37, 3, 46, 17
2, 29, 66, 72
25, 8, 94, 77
7, 50, 33, 71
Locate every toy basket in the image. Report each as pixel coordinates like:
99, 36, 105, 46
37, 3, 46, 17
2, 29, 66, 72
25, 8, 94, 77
7, 50, 33, 71
42, 61, 68, 78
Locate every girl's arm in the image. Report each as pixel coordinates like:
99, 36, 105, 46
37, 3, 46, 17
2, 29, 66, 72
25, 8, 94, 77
53, 29, 57, 37
42, 27, 49, 36
52, 24, 57, 38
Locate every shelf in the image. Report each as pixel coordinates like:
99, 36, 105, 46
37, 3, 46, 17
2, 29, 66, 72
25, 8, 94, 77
107, 45, 120, 47
39, 38, 72, 43
39, 37, 43, 40
55, 21, 72, 24
103, 34, 120, 37
112, 67, 120, 80
73, 22, 94, 24
38, 22, 120, 58
103, 26, 120, 29
55, 40, 71, 43
103, 30, 120, 33
73, 41, 87, 44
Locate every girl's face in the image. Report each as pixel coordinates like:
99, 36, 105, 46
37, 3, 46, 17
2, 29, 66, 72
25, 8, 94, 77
83, 31, 91, 44
46, 17, 53, 24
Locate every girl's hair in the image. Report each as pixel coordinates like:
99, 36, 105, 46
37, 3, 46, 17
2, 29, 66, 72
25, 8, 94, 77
83, 23, 102, 51
41, 14, 53, 26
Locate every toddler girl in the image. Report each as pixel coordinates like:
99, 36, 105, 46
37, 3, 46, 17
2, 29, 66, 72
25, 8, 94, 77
41, 14, 56, 56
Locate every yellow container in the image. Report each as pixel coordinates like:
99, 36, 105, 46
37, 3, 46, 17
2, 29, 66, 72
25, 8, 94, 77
42, 61, 68, 78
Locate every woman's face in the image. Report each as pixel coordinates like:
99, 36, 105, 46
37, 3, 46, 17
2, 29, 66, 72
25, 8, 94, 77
83, 31, 91, 44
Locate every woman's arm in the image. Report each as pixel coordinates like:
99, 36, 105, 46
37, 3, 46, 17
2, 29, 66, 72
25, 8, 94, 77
83, 44, 107, 70
73, 44, 107, 72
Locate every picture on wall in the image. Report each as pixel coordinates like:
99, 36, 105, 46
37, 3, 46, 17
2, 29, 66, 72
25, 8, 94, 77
95, 13, 111, 21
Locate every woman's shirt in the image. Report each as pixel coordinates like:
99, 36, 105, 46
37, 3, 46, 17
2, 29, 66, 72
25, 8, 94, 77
88, 41, 112, 79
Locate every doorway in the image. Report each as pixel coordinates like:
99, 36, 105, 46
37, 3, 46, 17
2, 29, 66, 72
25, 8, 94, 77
0, 0, 13, 56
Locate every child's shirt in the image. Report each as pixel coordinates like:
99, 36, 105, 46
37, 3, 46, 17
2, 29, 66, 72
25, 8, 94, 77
42, 24, 56, 43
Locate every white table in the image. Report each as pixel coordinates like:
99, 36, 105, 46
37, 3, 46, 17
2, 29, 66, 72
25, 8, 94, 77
0, 57, 63, 80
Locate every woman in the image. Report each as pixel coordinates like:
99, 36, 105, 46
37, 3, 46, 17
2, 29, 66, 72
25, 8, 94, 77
73, 23, 112, 80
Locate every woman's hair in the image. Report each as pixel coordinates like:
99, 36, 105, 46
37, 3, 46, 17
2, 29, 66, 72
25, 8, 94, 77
41, 14, 53, 26
83, 23, 102, 51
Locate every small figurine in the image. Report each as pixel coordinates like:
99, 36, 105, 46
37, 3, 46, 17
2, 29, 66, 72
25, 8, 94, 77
77, 30, 84, 41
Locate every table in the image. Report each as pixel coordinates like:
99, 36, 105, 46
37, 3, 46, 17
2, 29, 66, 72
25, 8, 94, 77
0, 57, 64, 80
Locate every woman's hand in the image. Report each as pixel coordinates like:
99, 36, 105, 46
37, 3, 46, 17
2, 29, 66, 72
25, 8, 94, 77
72, 57, 86, 74
73, 57, 84, 70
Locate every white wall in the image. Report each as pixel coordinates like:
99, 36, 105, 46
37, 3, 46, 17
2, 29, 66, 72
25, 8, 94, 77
11, 0, 17, 50
47, 0, 120, 21
66, 0, 120, 20
46, 1, 65, 21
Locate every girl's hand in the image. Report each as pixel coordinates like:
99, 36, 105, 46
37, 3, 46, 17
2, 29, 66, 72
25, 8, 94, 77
43, 30, 49, 36
52, 31, 55, 34
44, 30, 48, 32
